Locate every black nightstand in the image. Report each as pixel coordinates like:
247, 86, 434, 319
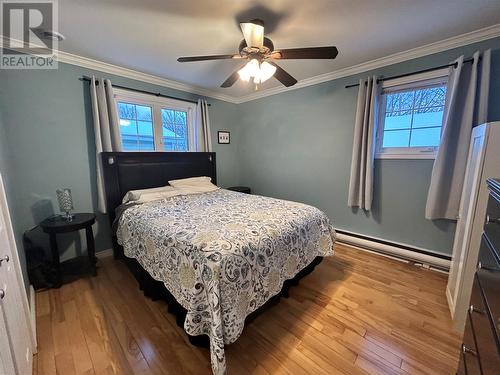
40, 213, 96, 288
227, 186, 251, 194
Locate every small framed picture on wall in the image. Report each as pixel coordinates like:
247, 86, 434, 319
218, 131, 230, 144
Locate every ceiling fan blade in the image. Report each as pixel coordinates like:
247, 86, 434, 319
271, 46, 338, 59
220, 64, 247, 88
268, 62, 297, 87
240, 19, 264, 49
177, 54, 242, 62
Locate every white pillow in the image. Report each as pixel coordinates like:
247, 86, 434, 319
168, 176, 218, 194
122, 185, 175, 204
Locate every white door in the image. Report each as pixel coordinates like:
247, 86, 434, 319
0, 174, 33, 375
446, 126, 486, 312
0, 306, 16, 375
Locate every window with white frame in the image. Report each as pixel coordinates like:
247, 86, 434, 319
376, 69, 448, 159
114, 88, 196, 152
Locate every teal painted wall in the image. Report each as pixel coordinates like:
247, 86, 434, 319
0, 100, 30, 290
0, 63, 240, 267
235, 37, 500, 255
0, 36, 499, 294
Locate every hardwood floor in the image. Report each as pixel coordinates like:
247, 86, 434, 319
33, 244, 462, 375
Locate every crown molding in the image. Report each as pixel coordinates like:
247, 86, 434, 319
2, 23, 500, 105
56, 50, 239, 103
0, 35, 238, 104
233, 23, 500, 103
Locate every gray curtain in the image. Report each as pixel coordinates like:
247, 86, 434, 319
425, 50, 491, 220
90, 77, 121, 214
194, 99, 212, 152
348, 76, 381, 210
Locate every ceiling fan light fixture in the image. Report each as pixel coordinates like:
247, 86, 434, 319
238, 58, 259, 82
238, 59, 276, 84
258, 61, 277, 83
178, 18, 338, 89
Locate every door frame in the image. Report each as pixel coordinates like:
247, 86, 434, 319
0, 173, 36, 351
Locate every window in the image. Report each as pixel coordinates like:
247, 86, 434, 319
161, 109, 189, 151
114, 88, 196, 152
376, 69, 448, 159
118, 103, 154, 151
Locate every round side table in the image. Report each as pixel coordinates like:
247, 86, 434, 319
40, 213, 96, 288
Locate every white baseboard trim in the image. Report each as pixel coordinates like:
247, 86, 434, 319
29, 285, 37, 353
336, 230, 451, 271
96, 248, 114, 259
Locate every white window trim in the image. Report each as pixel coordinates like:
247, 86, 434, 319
113, 88, 197, 152
375, 68, 449, 160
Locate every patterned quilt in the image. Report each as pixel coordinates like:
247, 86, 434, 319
116, 189, 335, 374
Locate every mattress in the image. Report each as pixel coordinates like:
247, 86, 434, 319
116, 189, 335, 374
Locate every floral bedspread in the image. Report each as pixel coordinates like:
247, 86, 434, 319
116, 189, 335, 374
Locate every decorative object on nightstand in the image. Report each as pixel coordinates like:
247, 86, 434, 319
39, 213, 96, 288
227, 186, 251, 194
56, 188, 74, 221
218, 131, 230, 144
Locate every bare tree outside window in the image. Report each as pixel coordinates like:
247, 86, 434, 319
381, 85, 447, 148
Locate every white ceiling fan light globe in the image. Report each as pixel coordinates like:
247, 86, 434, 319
237, 66, 251, 82
259, 61, 277, 83
237, 61, 251, 82
253, 72, 261, 84
238, 59, 259, 82
247, 59, 260, 76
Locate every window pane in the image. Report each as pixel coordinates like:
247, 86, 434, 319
410, 127, 441, 147
136, 105, 152, 121
118, 103, 136, 119
384, 112, 412, 130
117, 102, 154, 151
120, 119, 136, 135
162, 109, 174, 124
412, 109, 444, 129
161, 109, 188, 152
414, 86, 446, 109
175, 111, 186, 125
383, 130, 410, 148
380, 83, 447, 152
163, 139, 175, 151
385, 91, 414, 112
137, 120, 154, 136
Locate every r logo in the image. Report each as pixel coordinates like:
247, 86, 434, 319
1, 0, 58, 69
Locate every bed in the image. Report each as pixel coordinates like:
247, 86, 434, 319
102, 152, 335, 375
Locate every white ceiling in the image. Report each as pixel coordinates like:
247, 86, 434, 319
58, 0, 500, 98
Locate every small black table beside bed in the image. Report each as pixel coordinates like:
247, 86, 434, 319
40, 213, 97, 287
101, 151, 330, 371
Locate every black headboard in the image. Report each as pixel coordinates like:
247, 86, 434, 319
101, 152, 216, 224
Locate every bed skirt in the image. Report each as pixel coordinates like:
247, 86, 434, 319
122, 254, 323, 348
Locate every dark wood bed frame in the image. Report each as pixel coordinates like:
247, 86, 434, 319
101, 151, 322, 348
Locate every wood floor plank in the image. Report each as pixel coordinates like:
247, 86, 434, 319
37, 315, 56, 375
34, 244, 461, 374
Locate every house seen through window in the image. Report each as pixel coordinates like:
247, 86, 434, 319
377, 72, 448, 158
114, 89, 195, 152
118, 103, 155, 151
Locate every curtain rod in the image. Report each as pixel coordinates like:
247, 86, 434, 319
344, 57, 476, 89
79, 76, 210, 106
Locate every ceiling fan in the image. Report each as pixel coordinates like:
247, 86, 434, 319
177, 19, 338, 88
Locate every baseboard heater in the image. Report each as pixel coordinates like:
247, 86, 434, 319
335, 229, 451, 271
